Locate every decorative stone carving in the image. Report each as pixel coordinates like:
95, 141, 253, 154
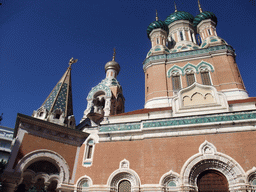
120, 159, 130, 169
180, 141, 246, 191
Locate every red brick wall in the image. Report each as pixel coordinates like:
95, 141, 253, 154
14, 133, 77, 179
75, 131, 256, 185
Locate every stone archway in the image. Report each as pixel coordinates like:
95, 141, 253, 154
15, 149, 70, 184
180, 141, 246, 191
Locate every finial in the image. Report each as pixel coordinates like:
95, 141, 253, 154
155, 10, 159, 21
174, 1, 178, 12
69, 57, 78, 68
112, 48, 116, 61
198, 0, 203, 13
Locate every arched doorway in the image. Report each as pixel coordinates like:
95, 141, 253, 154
118, 180, 131, 192
197, 170, 229, 192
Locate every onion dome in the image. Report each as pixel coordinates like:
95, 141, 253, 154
147, 10, 168, 38
105, 48, 120, 75
193, 11, 217, 29
147, 20, 168, 38
165, 11, 194, 26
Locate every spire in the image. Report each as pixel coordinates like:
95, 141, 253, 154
174, 1, 178, 12
155, 10, 159, 21
32, 58, 77, 128
112, 48, 116, 61
198, 0, 203, 13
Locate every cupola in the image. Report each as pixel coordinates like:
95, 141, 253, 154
146, 10, 170, 58
194, 0, 218, 42
165, 2, 197, 50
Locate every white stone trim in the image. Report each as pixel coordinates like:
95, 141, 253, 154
159, 170, 181, 188
246, 167, 256, 184
15, 149, 70, 183
107, 160, 141, 191
180, 140, 246, 190
71, 146, 80, 183
82, 138, 95, 167
6, 128, 27, 172
75, 174, 93, 192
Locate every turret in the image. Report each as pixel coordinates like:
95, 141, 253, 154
81, 49, 125, 124
32, 58, 77, 128
165, 2, 199, 52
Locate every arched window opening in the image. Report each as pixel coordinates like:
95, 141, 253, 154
185, 68, 195, 86
27, 160, 59, 175
93, 93, 105, 115
201, 71, 211, 85
157, 38, 159, 44
83, 139, 95, 166
197, 170, 228, 192
77, 179, 89, 192
208, 29, 212, 35
180, 31, 184, 41
118, 180, 131, 192
171, 70, 182, 91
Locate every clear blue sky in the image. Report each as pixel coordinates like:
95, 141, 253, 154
1, 0, 256, 128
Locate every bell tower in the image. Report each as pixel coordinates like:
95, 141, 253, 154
81, 49, 125, 124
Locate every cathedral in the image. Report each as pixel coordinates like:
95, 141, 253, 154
2, 1, 256, 192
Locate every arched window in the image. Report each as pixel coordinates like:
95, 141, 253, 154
185, 68, 195, 86
118, 180, 131, 192
171, 70, 182, 91
199, 66, 212, 85
180, 31, 184, 41
77, 178, 90, 192
208, 29, 212, 35
83, 139, 95, 166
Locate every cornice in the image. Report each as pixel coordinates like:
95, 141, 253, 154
15, 113, 88, 146
143, 45, 235, 70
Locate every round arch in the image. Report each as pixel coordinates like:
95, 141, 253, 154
15, 149, 70, 183
107, 168, 141, 191
180, 141, 246, 191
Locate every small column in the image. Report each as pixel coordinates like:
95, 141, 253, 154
182, 29, 186, 41
192, 33, 196, 44
188, 30, 192, 41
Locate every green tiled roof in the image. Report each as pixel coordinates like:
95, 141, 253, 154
193, 11, 217, 29
165, 11, 194, 26
147, 20, 168, 38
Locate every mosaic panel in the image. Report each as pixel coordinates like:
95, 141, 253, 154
143, 45, 235, 65
143, 111, 256, 129
99, 111, 256, 133
99, 123, 140, 132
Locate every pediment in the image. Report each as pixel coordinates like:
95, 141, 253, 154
172, 83, 228, 116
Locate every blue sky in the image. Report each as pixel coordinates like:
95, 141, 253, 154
1, 0, 256, 128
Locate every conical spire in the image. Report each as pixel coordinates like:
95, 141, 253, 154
174, 1, 178, 12
156, 10, 159, 21
32, 58, 77, 128
198, 0, 203, 13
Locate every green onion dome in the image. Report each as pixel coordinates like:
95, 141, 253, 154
147, 20, 168, 38
193, 11, 217, 29
165, 11, 194, 26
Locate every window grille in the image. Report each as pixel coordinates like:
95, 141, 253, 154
118, 180, 131, 192
201, 72, 211, 85
186, 73, 195, 86
172, 75, 181, 90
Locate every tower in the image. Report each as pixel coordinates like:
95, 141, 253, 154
32, 58, 77, 128
144, 2, 247, 109
81, 49, 125, 124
